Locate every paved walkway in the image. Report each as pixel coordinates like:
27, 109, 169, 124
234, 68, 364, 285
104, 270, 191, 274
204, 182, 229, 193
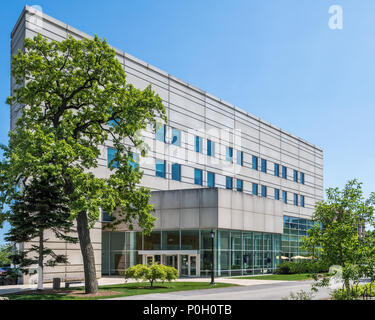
0, 276, 330, 299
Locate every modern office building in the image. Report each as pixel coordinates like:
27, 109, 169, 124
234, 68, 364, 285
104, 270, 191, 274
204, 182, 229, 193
10, 6, 323, 283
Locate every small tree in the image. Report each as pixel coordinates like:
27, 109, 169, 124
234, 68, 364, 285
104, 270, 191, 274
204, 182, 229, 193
302, 180, 375, 298
124, 264, 178, 288
5, 173, 77, 290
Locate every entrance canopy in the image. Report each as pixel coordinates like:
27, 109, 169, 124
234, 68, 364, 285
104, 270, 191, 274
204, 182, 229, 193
139, 250, 199, 255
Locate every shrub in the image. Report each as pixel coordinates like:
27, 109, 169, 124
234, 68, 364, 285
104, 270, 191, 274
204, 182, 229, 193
275, 261, 329, 275
124, 263, 178, 287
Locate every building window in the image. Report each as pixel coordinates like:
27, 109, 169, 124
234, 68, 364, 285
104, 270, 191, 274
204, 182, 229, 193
207, 139, 214, 156
274, 163, 280, 177
171, 128, 181, 146
171, 163, 181, 181
102, 210, 113, 222
274, 188, 280, 200
107, 147, 119, 168
261, 159, 267, 173
226, 176, 233, 190
195, 136, 202, 153
155, 159, 166, 178
300, 172, 305, 185
236, 179, 243, 192
226, 147, 233, 162
194, 169, 203, 185
207, 172, 215, 188
282, 191, 287, 204
261, 185, 267, 198
300, 195, 305, 207
294, 194, 298, 206
155, 124, 166, 142
129, 153, 139, 170
252, 183, 258, 196
237, 151, 243, 166
293, 170, 298, 183
282, 166, 287, 179
252, 156, 258, 170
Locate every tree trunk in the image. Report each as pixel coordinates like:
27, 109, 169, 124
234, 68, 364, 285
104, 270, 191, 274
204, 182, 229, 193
76, 211, 98, 294
37, 231, 44, 290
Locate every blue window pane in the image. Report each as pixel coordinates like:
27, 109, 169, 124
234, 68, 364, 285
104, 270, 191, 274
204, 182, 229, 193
129, 153, 139, 170
237, 151, 243, 166
261, 159, 267, 173
172, 163, 181, 181
226, 147, 233, 162
300, 195, 305, 207
207, 172, 215, 188
300, 172, 305, 185
261, 185, 267, 197
274, 188, 280, 200
282, 191, 287, 204
294, 194, 298, 206
252, 183, 258, 196
252, 156, 258, 170
236, 179, 243, 192
102, 210, 113, 222
156, 124, 166, 142
274, 163, 280, 177
282, 166, 287, 179
226, 176, 233, 189
207, 140, 214, 156
171, 128, 181, 146
194, 169, 203, 185
156, 159, 166, 178
293, 170, 298, 182
107, 147, 119, 168
195, 136, 202, 153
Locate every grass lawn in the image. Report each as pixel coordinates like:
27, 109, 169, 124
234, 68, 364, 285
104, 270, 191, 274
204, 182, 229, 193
233, 273, 321, 281
4, 281, 236, 300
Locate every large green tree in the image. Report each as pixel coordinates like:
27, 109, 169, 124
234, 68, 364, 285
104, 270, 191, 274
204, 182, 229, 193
0, 34, 166, 293
301, 180, 375, 294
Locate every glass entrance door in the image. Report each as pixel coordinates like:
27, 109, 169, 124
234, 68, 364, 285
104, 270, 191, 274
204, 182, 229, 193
180, 254, 198, 277
165, 255, 178, 269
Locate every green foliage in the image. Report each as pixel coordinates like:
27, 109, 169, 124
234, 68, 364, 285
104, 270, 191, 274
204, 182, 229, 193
282, 289, 315, 300
274, 261, 329, 275
5, 173, 77, 274
330, 283, 375, 300
124, 264, 178, 287
0, 244, 12, 267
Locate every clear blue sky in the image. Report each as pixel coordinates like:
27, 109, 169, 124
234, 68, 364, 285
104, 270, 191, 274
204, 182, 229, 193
1, 1, 375, 243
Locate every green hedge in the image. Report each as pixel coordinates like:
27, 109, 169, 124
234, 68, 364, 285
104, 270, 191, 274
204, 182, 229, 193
274, 261, 329, 275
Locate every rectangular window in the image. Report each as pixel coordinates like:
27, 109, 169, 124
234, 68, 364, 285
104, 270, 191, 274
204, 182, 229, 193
207, 171, 215, 188
226, 176, 233, 190
300, 172, 305, 185
194, 168, 203, 185
252, 156, 258, 170
282, 166, 287, 179
226, 147, 233, 162
274, 163, 280, 177
294, 194, 298, 206
293, 170, 298, 183
129, 153, 139, 170
171, 128, 181, 146
155, 159, 166, 178
207, 139, 214, 156
171, 163, 181, 181
107, 147, 119, 168
261, 159, 267, 173
252, 183, 258, 196
195, 136, 202, 153
261, 185, 267, 198
237, 151, 243, 166
274, 188, 280, 200
282, 190, 287, 204
236, 179, 243, 192
155, 124, 166, 142
300, 195, 305, 207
